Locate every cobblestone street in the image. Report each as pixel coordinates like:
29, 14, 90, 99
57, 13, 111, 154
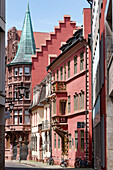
5, 160, 93, 170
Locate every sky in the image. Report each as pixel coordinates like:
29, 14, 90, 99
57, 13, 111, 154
6, 0, 90, 34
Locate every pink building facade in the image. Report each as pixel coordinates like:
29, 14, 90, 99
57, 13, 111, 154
47, 9, 92, 167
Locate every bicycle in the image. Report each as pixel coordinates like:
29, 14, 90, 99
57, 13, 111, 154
46, 157, 54, 165
60, 158, 68, 167
74, 157, 91, 168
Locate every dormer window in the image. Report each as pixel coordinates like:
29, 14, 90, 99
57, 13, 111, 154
25, 67, 30, 75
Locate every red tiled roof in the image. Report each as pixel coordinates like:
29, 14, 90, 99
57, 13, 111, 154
17, 30, 50, 49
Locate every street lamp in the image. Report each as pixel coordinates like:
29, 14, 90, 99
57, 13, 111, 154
19, 136, 22, 162
6, 82, 29, 112
18, 82, 28, 98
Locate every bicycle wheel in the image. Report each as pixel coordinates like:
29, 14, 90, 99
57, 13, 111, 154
51, 159, 54, 165
74, 161, 80, 168
60, 162, 65, 167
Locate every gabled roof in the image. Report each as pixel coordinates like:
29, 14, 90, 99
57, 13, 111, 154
7, 2, 36, 66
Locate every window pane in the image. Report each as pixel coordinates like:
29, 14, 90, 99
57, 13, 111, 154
19, 116, 22, 124
74, 56, 77, 74
25, 116, 30, 124
80, 52, 84, 71
25, 91, 29, 99
14, 111, 18, 115
58, 136, 60, 148
25, 110, 29, 115
69, 134, 71, 149
60, 66, 63, 80
19, 67, 22, 75
25, 67, 30, 74
68, 61, 70, 78
68, 96, 71, 112
14, 68, 18, 76
81, 130, 84, 150
75, 131, 78, 150
19, 110, 22, 115
64, 63, 66, 80
14, 116, 18, 124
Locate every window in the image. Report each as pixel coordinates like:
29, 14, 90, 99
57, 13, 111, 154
58, 136, 60, 149
75, 131, 78, 151
14, 68, 18, 76
25, 67, 30, 75
81, 130, 84, 150
69, 134, 71, 149
14, 110, 18, 115
64, 63, 66, 80
79, 91, 84, 109
74, 94, 78, 111
68, 96, 71, 113
19, 67, 22, 75
53, 100, 56, 115
74, 56, 77, 74
68, 61, 70, 78
25, 91, 29, 99
14, 116, 18, 125
60, 66, 63, 80
15, 92, 18, 99
57, 69, 59, 81
54, 133, 56, 148
80, 52, 84, 71
19, 110, 22, 124
25, 110, 30, 124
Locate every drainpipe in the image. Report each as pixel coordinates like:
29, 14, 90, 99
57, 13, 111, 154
79, 35, 88, 161
86, 0, 94, 167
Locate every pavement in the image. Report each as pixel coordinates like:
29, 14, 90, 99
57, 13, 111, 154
5, 160, 93, 169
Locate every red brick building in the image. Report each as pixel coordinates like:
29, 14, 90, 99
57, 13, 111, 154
47, 9, 92, 167
5, 3, 49, 160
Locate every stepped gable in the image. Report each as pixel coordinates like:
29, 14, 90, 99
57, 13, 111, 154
32, 15, 77, 56
7, 2, 36, 66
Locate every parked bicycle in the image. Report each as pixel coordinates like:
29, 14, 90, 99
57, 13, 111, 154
60, 158, 68, 167
74, 157, 91, 168
46, 157, 54, 165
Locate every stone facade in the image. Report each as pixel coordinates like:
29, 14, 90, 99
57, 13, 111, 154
0, 0, 5, 169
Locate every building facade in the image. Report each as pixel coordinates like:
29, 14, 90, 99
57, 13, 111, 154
31, 15, 80, 93
47, 9, 92, 167
5, 3, 36, 160
92, 0, 107, 169
30, 74, 51, 161
106, 0, 113, 169
0, 0, 5, 169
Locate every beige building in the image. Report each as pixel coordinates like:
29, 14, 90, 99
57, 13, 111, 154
0, 0, 5, 169
30, 74, 51, 162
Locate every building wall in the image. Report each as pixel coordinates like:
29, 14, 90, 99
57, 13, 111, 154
92, 0, 107, 169
0, 0, 5, 169
31, 16, 77, 94
50, 25, 92, 166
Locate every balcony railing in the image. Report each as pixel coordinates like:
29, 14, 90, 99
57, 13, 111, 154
42, 120, 50, 130
52, 116, 67, 125
52, 81, 66, 93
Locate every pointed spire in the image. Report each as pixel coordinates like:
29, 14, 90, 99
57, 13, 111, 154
27, 1, 30, 13
8, 2, 36, 66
